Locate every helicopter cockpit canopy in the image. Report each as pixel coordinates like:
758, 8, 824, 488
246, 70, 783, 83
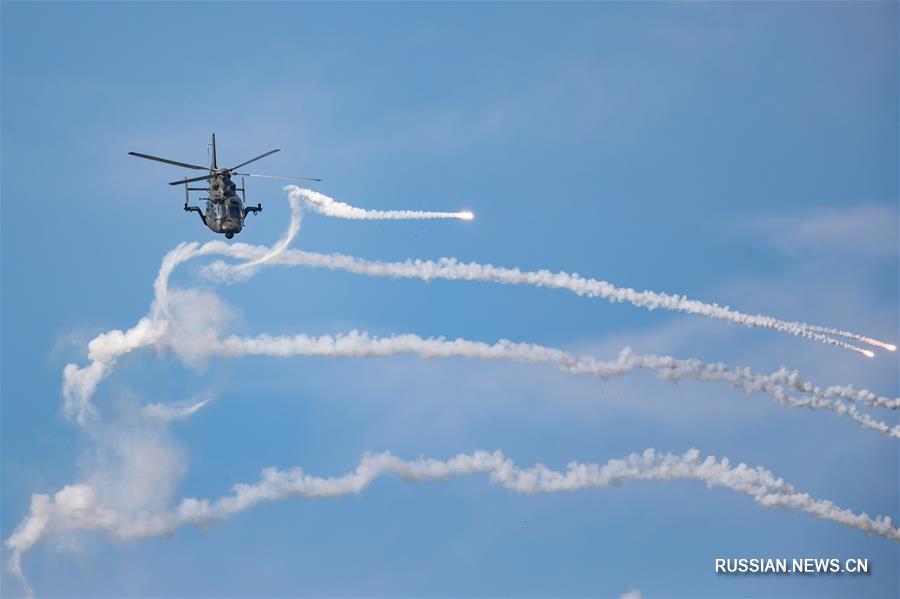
211, 200, 242, 221
226, 202, 242, 219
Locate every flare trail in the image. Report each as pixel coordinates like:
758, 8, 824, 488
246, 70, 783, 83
11, 188, 897, 597
7, 446, 898, 593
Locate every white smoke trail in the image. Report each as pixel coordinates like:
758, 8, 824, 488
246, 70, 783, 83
208, 331, 900, 438
142, 398, 211, 423
63, 287, 900, 436
62, 317, 169, 423
63, 182, 464, 421
203, 241, 889, 357
62, 194, 306, 424
15, 188, 898, 596
62, 191, 898, 431
229, 191, 305, 279
6, 446, 898, 595
155, 192, 304, 316
288, 185, 473, 221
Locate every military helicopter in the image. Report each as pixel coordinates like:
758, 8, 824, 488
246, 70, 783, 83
129, 133, 320, 238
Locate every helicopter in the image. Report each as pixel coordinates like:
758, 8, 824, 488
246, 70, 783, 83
129, 133, 320, 238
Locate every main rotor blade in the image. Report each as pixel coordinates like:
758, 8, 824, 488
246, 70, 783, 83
169, 173, 215, 186
129, 152, 208, 170
229, 149, 280, 171
235, 172, 322, 182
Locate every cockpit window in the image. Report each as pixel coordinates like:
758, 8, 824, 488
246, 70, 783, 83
227, 203, 242, 219
212, 203, 226, 219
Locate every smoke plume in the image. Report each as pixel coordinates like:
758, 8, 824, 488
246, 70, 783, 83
208, 330, 899, 438
203, 233, 891, 356
288, 185, 473, 221
7, 446, 898, 595
62, 191, 899, 433
23, 187, 893, 599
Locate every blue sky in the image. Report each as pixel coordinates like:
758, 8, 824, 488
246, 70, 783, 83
1, 2, 898, 598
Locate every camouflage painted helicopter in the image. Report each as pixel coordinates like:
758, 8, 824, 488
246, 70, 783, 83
129, 133, 320, 238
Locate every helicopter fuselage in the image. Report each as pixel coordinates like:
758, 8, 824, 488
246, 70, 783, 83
204, 173, 245, 238
182, 170, 262, 238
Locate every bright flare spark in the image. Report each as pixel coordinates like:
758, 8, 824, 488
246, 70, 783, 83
862, 338, 896, 352
800, 325, 896, 353
862, 349, 875, 359
459, 211, 475, 220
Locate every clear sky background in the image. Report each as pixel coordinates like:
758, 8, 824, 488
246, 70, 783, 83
2, 2, 898, 598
